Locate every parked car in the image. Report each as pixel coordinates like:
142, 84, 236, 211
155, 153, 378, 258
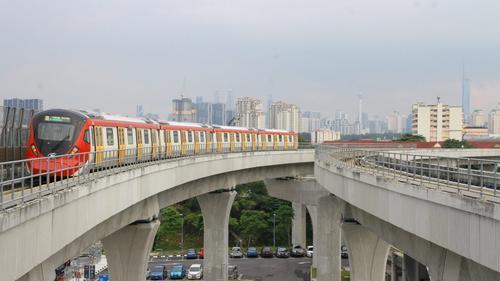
276, 247, 290, 258
260, 246, 273, 258
186, 248, 198, 259
341, 245, 348, 259
169, 264, 186, 280
246, 246, 258, 258
148, 265, 168, 280
187, 264, 203, 280
306, 246, 314, 258
291, 245, 306, 257
230, 246, 243, 258
199, 248, 204, 259
228, 265, 239, 279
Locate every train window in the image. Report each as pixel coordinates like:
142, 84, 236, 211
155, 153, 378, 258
173, 131, 179, 143
279, 135, 283, 142
200, 132, 205, 142
83, 130, 90, 143
144, 130, 150, 144
289, 135, 293, 142
267, 135, 272, 142
106, 128, 114, 146
246, 134, 251, 142
236, 133, 240, 142
187, 131, 193, 142
224, 133, 229, 142
127, 128, 134, 145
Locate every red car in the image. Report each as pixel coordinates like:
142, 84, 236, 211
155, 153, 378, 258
199, 248, 204, 259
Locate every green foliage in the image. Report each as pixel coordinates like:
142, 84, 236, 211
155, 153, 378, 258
153, 181, 298, 252
298, 132, 311, 143
442, 139, 473, 148
398, 134, 426, 142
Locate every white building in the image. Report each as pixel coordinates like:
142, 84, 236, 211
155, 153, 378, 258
411, 101, 463, 141
300, 111, 321, 133
386, 111, 405, 133
471, 109, 487, 127
311, 129, 341, 144
234, 97, 266, 128
269, 101, 301, 132
489, 107, 500, 136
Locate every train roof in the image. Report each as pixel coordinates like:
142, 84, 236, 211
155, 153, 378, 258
158, 120, 210, 128
212, 125, 254, 131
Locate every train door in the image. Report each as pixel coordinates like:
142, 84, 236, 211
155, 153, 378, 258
172, 130, 180, 157
151, 129, 159, 160
216, 132, 223, 152
136, 128, 143, 161
94, 126, 104, 165
117, 127, 126, 163
194, 131, 200, 154
252, 133, 257, 151
229, 133, 235, 152
242, 133, 247, 151
206, 131, 212, 153
165, 130, 172, 158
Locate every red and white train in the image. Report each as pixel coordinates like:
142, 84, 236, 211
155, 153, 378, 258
26, 109, 298, 176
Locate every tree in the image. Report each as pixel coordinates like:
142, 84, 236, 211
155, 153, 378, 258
398, 134, 426, 142
239, 210, 269, 246
442, 139, 473, 148
274, 204, 294, 246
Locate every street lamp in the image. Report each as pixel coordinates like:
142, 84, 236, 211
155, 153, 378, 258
180, 213, 184, 254
273, 213, 276, 249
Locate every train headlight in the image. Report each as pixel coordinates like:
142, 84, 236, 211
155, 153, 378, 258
70, 146, 79, 155
31, 144, 39, 156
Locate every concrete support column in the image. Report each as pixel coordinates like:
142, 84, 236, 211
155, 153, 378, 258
16, 262, 55, 281
197, 190, 236, 281
342, 223, 390, 281
316, 195, 342, 281
102, 219, 160, 281
292, 202, 307, 248
306, 205, 318, 267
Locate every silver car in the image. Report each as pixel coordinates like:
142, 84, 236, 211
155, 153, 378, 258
230, 246, 243, 258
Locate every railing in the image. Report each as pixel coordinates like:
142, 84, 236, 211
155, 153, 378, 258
316, 145, 500, 202
0, 144, 312, 210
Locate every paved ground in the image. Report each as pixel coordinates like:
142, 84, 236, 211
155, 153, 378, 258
148, 257, 350, 281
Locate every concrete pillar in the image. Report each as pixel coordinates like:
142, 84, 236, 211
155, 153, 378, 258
292, 202, 307, 248
403, 254, 419, 281
16, 263, 55, 281
102, 219, 160, 281
197, 190, 236, 281
427, 250, 462, 281
316, 195, 342, 281
342, 223, 390, 281
306, 205, 318, 267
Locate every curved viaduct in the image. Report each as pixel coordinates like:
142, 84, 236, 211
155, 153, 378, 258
0, 150, 314, 281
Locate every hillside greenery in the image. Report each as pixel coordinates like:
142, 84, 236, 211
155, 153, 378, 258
153, 181, 311, 254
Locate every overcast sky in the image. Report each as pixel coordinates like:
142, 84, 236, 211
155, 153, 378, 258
1, 0, 499, 119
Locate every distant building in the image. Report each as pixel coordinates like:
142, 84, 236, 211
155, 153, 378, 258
269, 101, 301, 132
311, 129, 341, 144
212, 103, 226, 125
3, 98, 43, 111
300, 111, 321, 133
463, 127, 489, 139
195, 97, 212, 124
471, 109, 487, 127
171, 97, 196, 122
489, 106, 500, 136
412, 100, 463, 141
234, 97, 266, 128
386, 111, 405, 133
136, 105, 144, 117
462, 76, 471, 125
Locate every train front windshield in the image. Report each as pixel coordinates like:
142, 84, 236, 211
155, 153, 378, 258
32, 110, 86, 156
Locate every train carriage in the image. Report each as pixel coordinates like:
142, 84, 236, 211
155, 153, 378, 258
26, 108, 299, 177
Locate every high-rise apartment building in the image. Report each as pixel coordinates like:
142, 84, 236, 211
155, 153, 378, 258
170, 97, 196, 122
489, 106, 500, 136
300, 111, 321, 133
211, 103, 226, 125
3, 98, 43, 111
194, 97, 212, 124
269, 101, 301, 132
471, 109, 487, 127
386, 111, 405, 133
234, 97, 266, 128
412, 101, 463, 141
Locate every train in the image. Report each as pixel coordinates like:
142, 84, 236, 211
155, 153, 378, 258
26, 109, 298, 176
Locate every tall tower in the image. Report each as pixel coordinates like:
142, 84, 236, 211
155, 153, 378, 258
358, 94, 363, 131
462, 68, 471, 125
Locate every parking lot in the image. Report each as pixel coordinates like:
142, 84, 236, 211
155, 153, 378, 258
148, 256, 349, 281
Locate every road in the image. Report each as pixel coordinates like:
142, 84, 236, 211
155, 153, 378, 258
148, 256, 350, 281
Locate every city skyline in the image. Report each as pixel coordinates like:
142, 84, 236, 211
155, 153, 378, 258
1, 0, 499, 119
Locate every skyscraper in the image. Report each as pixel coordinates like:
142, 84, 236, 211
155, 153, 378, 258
136, 105, 144, 117
269, 101, 301, 132
3, 98, 43, 111
170, 97, 196, 122
489, 105, 500, 136
462, 73, 471, 125
211, 103, 226, 125
234, 97, 266, 128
